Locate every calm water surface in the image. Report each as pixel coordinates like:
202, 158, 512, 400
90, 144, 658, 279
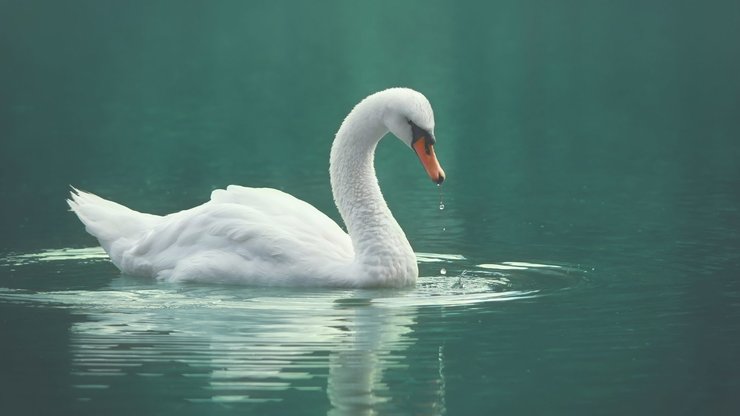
1, 1, 739, 415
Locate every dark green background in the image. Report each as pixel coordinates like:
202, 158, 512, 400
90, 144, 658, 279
1, 1, 739, 415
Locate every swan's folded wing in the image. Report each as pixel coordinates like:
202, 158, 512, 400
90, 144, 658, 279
210, 185, 350, 249
115, 185, 354, 283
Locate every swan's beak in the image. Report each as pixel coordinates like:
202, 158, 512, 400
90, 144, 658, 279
413, 138, 446, 184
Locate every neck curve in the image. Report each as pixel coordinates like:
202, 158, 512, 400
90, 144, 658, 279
329, 93, 417, 286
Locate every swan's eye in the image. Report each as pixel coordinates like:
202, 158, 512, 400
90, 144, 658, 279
409, 120, 434, 146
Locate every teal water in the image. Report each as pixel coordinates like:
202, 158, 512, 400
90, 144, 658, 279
1, 1, 739, 415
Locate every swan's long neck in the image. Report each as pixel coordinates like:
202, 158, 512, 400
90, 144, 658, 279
329, 96, 417, 284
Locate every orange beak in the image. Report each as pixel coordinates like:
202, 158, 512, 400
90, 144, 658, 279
413, 138, 446, 184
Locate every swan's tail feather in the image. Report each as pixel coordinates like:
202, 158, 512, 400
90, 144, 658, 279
67, 187, 159, 252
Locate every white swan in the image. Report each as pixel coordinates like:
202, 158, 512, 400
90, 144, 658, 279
68, 88, 445, 287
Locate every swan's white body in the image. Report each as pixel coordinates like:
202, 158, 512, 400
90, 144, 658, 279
68, 88, 444, 287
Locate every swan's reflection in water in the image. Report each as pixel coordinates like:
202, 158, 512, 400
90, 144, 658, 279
12, 280, 438, 414
63, 285, 439, 414
327, 298, 415, 415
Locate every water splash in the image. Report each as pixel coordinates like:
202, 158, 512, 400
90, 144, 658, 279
417, 252, 587, 295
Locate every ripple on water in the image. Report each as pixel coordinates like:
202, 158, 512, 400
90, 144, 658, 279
0, 247, 589, 408
3, 247, 110, 265
1, 248, 588, 309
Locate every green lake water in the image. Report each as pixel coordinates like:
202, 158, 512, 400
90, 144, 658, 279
1, 1, 739, 414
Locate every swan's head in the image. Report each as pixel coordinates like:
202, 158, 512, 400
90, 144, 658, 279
381, 88, 446, 184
